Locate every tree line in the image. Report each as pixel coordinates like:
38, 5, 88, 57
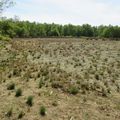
0, 18, 120, 39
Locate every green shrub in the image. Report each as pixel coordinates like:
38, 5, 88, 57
68, 86, 79, 95
7, 83, 15, 90
40, 106, 46, 116
18, 111, 24, 119
0, 35, 11, 41
15, 88, 22, 97
26, 96, 33, 107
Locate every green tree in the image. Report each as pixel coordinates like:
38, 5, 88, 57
81, 24, 94, 37
0, 19, 15, 37
102, 26, 114, 38
0, 18, 120, 39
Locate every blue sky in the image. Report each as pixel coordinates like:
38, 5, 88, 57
4, 0, 120, 25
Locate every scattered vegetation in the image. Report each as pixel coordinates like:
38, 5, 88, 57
5, 108, 12, 117
0, 1, 120, 120
0, 35, 11, 41
0, 18, 120, 39
18, 111, 24, 119
68, 86, 79, 95
39, 106, 46, 116
26, 96, 33, 107
7, 82, 15, 90
38, 79, 44, 88
0, 38, 120, 120
15, 88, 22, 97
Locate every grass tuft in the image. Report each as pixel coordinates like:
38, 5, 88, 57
15, 88, 22, 97
68, 86, 79, 95
26, 96, 33, 107
7, 83, 15, 90
40, 106, 46, 116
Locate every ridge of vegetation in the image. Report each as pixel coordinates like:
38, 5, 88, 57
0, 18, 120, 39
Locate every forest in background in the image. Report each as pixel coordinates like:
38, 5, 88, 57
0, 18, 120, 39
0, 0, 120, 40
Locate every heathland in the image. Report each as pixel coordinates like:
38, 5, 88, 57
0, 38, 120, 120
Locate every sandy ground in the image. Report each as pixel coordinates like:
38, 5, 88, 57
0, 38, 120, 120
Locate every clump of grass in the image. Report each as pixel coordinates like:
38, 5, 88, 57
26, 96, 33, 107
7, 83, 15, 90
18, 111, 24, 119
39, 106, 46, 116
37, 72, 41, 78
39, 79, 44, 88
5, 108, 12, 117
8, 73, 12, 78
52, 100, 58, 107
68, 86, 79, 95
42, 70, 49, 76
15, 88, 22, 97
95, 74, 100, 80
51, 81, 63, 89
101, 87, 108, 97
13, 68, 21, 76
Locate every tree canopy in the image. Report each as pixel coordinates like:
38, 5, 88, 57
0, 18, 120, 39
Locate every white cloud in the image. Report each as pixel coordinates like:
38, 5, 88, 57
4, 0, 120, 25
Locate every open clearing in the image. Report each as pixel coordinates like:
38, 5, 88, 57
0, 38, 120, 120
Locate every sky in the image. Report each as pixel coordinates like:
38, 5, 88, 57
3, 0, 120, 26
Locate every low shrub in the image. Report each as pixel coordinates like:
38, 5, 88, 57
0, 35, 11, 41
26, 96, 33, 107
15, 88, 22, 97
68, 86, 79, 95
40, 106, 46, 116
51, 81, 63, 89
18, 111, 24, 119
39, 79, 44, 88
5, 108, 12, 117
7, 83, 15, 90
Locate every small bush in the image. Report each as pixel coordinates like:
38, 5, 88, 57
15, 88, 22, 97
68, 86, 79, 95
13, 68, 21, 76
26, 96, 33, 107
95, 74, 99, 80
51, 81, 63, 89
5, 108, 12, 117
37, 72, 41, 78
39, 79, 44, 88
8, 73, 12, 78
52, 101, 58, 107
102, 87, 108, 97
0, 35, 11, 41
40, 106, 46, 116
18, 111, 24, 119
7, 83, 15, 90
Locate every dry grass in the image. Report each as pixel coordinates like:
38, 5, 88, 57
0, 38, 120, 120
